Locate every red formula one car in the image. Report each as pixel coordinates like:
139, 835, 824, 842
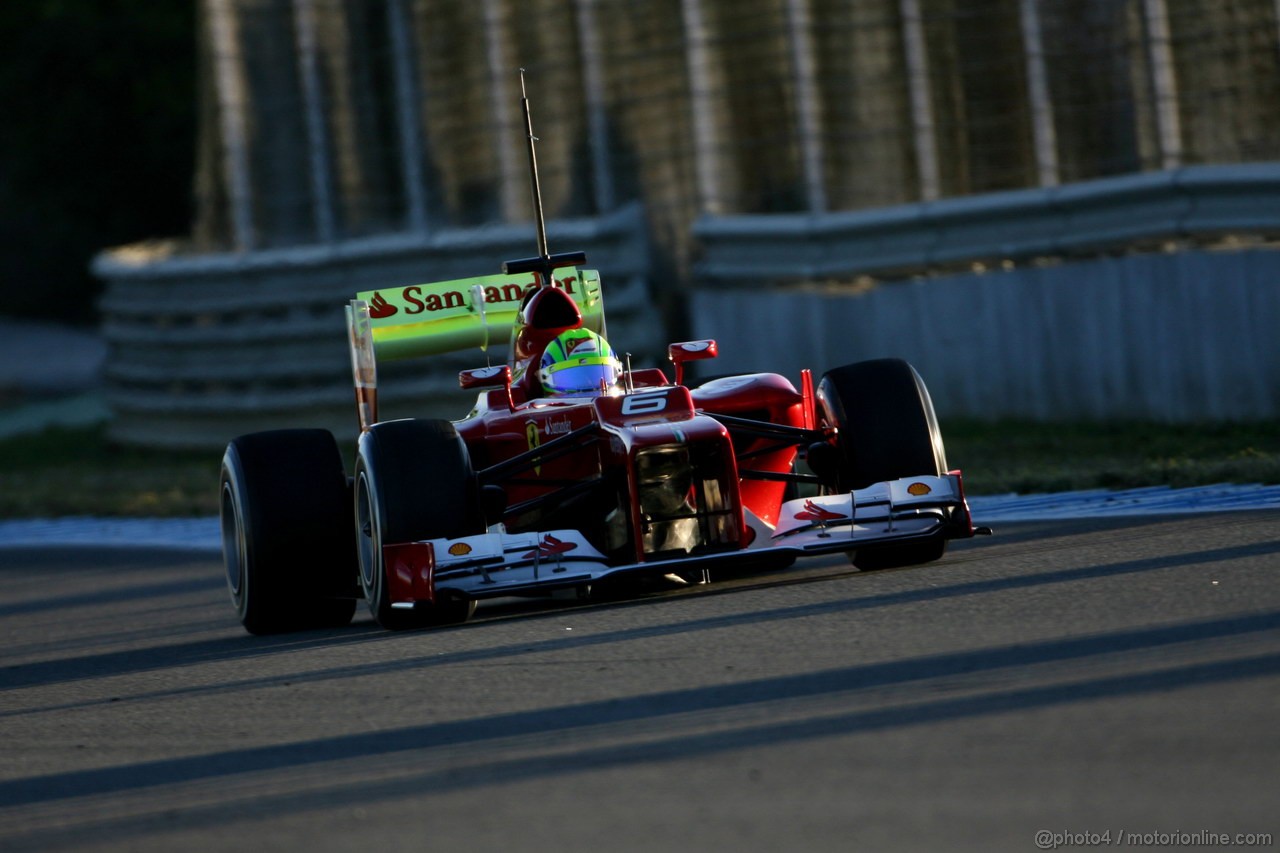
219, 250, 987, 633
218, 80, 988, 635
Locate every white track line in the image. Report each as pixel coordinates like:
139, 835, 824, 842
0, 486, 1276, 550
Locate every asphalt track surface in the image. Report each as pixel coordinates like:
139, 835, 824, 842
1, 512, 1277, 852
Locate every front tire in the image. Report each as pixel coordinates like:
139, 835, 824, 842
220, 429, 358, 634
816, 359, 949, 570
355, 419, 483, 630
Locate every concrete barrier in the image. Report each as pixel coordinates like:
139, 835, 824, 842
96, 164, 1280, 445
689, 165, 1280, 421
691, 247, 1280, 421
694, 165, 1280, 283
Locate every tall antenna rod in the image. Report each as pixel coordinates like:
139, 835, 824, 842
502, 69, 586, 284
520, 68, 550, 260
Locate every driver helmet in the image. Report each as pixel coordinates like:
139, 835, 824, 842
538, 328, 621, 396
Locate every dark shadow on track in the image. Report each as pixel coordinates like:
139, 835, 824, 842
5, 535, 1274, 701
4, 608, 1279, 816
5, 536, 1278, 696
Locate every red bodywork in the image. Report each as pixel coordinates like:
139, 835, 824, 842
360, 270, 983, 612
453, 367, 811, 566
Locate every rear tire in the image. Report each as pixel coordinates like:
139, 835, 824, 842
220, 430, 358, 634
816, 359, 949, 570
354, 419, 483, 630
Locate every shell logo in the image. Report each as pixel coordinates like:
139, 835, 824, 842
907, 482, 932, 496
447, 542, 473, 556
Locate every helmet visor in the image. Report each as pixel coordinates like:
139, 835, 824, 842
542, 358, 617, 395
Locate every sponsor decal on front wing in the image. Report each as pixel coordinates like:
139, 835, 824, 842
771, 475, 963, 539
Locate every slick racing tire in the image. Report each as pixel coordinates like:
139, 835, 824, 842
354, 419, 484, 630
221, 429, 359, 635
816, 358, 949, 570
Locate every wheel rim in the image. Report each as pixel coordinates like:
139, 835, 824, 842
220, 481, 245, 597
355, 471, 379, 595
908, 364, 947, 475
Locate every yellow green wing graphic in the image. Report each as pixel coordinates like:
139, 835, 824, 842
352, 268, 604, 361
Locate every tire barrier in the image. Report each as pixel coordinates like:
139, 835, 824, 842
94, 204, 659, 448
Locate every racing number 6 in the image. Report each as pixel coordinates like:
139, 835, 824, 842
621, 391, 668, 415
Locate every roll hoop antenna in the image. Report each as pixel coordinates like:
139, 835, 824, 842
502, 68, 586, 286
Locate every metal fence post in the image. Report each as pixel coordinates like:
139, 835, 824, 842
388, 0, 429, 233
206, 0, 256, 250
292, 0, 337, 242
785, 0, 827, 213
574, 0, 617, 214
482, 0, 522, 222
899, 0, 940, 201
1142, 0, 1182, 170
681, 0, 724, 214
1020, 0, 1059, 187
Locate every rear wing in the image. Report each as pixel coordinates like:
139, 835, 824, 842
346, 268, 606, 429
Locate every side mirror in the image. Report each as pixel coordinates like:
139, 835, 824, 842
459, 365, 511, 390
460, 365, 514, 411
667, 340, 718, 385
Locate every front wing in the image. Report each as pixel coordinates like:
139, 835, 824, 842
381, 474, 981, 607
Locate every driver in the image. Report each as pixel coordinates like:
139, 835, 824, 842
537, 328, 622, 396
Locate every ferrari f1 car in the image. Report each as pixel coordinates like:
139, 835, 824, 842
219, 78, 989, 635
219, 255, 988, 633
